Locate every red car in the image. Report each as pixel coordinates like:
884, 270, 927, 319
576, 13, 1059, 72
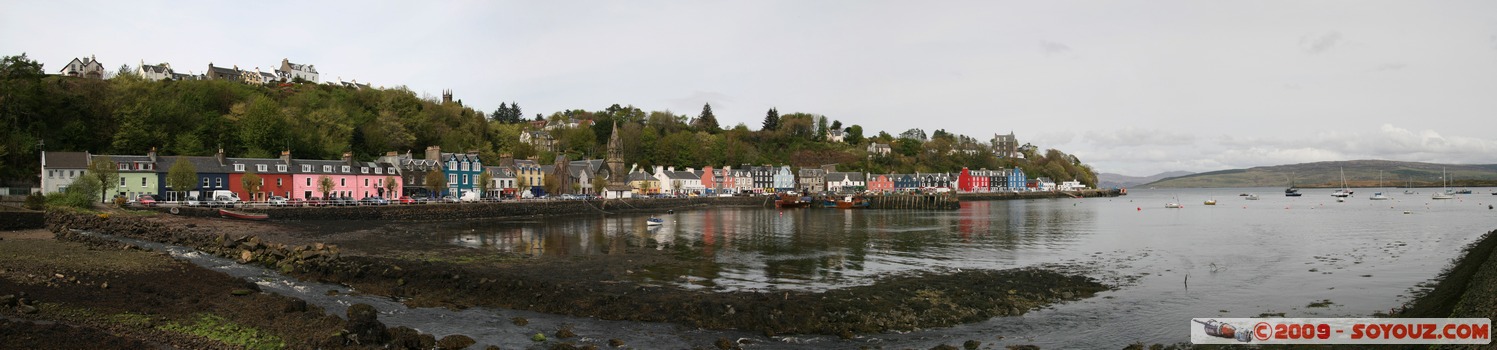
398, 196, 417, 205
134, 195, 158, 207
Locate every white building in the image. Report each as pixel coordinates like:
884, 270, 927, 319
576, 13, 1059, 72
41, 151, 91, 194
276, 58, 319, 83
1058, 179, 1087, 191
867, 143, 891, 156
59, 56, 105, 79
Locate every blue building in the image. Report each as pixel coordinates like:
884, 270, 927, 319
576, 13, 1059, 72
1007, 167, 1027, 192
427, 146, 482, 197
154, 151, 230, 201
892, 174, 919, 191
772, 165, 796, 192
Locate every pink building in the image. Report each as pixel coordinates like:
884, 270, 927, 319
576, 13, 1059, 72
868, 174, 894, 193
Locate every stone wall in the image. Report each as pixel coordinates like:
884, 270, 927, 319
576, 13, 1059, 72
0, 207, 45, 230
957, 189, 1123, 201
150, 196, 770, 221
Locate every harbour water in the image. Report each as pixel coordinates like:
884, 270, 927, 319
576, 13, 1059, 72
106, 187, 1497, 348
426, 187, 1497, 347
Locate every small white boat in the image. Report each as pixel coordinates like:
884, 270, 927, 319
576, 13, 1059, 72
1165, 202, 1183, 209
1369, 192, 1390, 200
1245, 194, 1259, 200
1432, 168, 1454, 200
646, 217, 664, 226
1331, 167, 1352, 197
1203, 199, 1217, 205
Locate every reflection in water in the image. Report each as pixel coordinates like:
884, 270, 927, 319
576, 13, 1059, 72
434, 202, 1079, 291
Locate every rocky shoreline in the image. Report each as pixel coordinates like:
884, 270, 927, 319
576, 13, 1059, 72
27, 209, 1112, 348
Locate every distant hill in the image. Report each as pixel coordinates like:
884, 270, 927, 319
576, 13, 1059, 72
1143, 160, 1497, 188
1098, 171, 1195, 189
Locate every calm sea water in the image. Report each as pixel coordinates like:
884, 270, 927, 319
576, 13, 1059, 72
429, 187, 1497, 347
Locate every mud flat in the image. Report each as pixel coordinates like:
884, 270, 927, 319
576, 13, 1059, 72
45, 210, 1112, 342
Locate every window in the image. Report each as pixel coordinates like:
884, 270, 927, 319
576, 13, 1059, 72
361, 167, 368, 174
341, 166, 350, 173
277, 165, 287, 172
234, 164, 245, 172
257, 164, 267, 172
409, 177, 415, 185
364, 179, 369, 186
306, 178, 311, 186
323, 165, 332, 173
141, 178, 146, 186
276, 178, 282, 186
259, 179, 264, 186
118, 163, 129, 170
462, 174, 468, 184
302, 164, 311, 172
448, 161, 457, 171
340, 178, 345, 186
120, 178, 126, 186
215, 178, 222, 187
449, 175, 457, 184
202, 177, 210, 187
388, 167, 395, 174
375, 167, 382, 175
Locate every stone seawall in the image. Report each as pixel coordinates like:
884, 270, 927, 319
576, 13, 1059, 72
0, 207, 45, 230
153, 196, 769, 221
957, 189, 1123, 201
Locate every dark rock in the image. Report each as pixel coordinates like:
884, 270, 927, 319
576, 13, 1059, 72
608, 338, 625, 347
579, 345, 598, 350
963, 339, 981, 350
555, 327, 576, 339
231, 289, 253, 296
419, 334, 437, 349
388, 326, 423, 349
510, 316, 528, 326
930, 345, 958, 350
548, 343, 579, 350
715, 337, 734, 350
17, 305, 38, 314
838, 329, 854, 339
0, 294, 14, 307
1006, 345, 1041, 350
437, 334, 476, 349
344, 303, 390, 345
283, 299, 307, 313
1062, 291, 1074, 299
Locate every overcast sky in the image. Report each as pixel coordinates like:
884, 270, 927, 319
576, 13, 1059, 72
5, 0, 1496, 176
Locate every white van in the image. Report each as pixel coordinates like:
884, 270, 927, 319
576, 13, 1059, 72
187, 190, 240, 207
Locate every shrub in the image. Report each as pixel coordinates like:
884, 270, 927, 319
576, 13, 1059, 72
23, 192, 45, 210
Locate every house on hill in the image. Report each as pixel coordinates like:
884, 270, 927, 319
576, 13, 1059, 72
276, 58, 319, 83
59, 56, 105, 79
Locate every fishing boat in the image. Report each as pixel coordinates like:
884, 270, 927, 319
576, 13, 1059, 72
825, 195, 870, 209
1331, 167, 1353, 198
1285, 188, 1302, 197
1369, 192, 1390, 200
1432, 168, 1454, 200
775, 192, 812, 208
1203, 199, 1217, 205
1238, 193, 1250, 197
1165, 202, 1183, 208
1245, 194, 1260, 200
646, 217, 664, 226
218, 209, 268, 221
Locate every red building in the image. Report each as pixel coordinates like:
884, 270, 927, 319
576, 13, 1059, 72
700, 166, 716, 194
957, 168, 974, 192
227, 158, 295, 201
868, 174, 894, 193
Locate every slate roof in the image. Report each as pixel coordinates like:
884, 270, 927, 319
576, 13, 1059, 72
44, 152, 91, 169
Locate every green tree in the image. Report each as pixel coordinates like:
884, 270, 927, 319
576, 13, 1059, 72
591, 174, 606, 194
88, 156, 119, 203
318, 175, 334, 199
424, 170, 448, 197
476, 169, 492, 198
241, 170, 261, 201
166, 156, 197, 202
693, 103, 720, 133
384, 175, 398, 198
845, 125, 865, 145
761, 107, 779, 131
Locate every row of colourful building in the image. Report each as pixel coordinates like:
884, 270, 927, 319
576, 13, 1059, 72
39, 146, 1071, 203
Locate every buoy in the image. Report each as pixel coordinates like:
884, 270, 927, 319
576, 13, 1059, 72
1137, 207, 1141, 211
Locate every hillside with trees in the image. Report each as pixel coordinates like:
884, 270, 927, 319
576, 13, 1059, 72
0, 53, 1097, 188
1143, 160, 1497, 188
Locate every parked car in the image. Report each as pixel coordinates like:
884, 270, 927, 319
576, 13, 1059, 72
440, 195, 458, 203
334, 196, 357, 206
133, 195, 158, 207
360, 196, 390, 206
305, 197, 324, 207
267, 196, 289, 207
398, 196, 416, 205
287, 198, 306, 207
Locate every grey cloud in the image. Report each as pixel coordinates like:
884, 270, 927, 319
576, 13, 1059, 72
1039, 41, 1072, 56
1299, 31, 1342, 54
1083, 128, 1196, 147
1491, 35, 1497, 50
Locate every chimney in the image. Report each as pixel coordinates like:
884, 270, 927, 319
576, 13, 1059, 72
385, 151, 397, 157
668, 166, 675, 173
281, 150, 292, 166
342, 151, 354, 166
424, 146, 441, 161
148, 147, 158, 163
216, 148, 226, 166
